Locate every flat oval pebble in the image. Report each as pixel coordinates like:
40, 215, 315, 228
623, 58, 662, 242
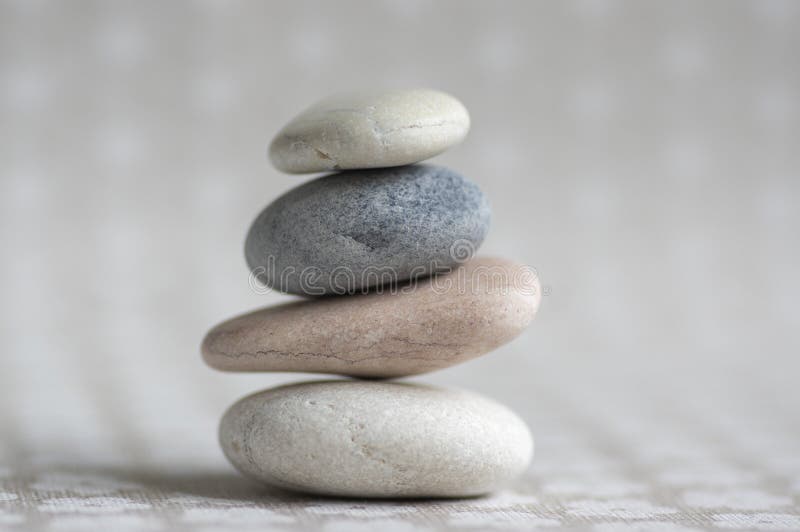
269, 89, 470, 173
245, 164, 490, 296
220, 380, 533, 498
203, 257, 540, 378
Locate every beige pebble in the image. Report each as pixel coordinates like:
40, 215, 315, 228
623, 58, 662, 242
202, 257, 541, 378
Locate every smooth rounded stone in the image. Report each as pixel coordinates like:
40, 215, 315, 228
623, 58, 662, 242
269, 89, 470, 174
219, 380, 533, 498
203, 257, 540, 378
245, 164, 490, 296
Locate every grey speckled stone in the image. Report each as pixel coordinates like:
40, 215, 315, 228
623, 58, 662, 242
219, 380, 534, 498
269, 89, 470, 174
245, 164, 490, 296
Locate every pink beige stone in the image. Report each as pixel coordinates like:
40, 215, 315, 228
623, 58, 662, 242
202, 257, 541, 378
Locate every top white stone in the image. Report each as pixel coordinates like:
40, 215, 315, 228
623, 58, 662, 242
269, 89, 470, 174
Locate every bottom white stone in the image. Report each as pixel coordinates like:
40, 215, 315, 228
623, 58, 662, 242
219, 380, 533, 498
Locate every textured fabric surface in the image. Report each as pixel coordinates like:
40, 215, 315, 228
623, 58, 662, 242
1, 0, 799, 530
1, 373, 799, 531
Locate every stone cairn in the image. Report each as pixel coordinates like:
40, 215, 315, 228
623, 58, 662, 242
202, 89, 541, 498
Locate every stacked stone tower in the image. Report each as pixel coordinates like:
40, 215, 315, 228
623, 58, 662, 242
202, 89, 541, 497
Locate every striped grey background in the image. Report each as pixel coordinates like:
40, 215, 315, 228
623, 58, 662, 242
1, 0, 798, 529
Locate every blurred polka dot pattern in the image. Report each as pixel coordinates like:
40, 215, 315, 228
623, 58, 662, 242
0, 0, 798, 529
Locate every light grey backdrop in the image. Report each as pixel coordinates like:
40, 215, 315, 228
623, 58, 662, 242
1, 1, 798, 530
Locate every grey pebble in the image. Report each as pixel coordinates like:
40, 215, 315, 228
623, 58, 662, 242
245, 164, 490, 296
